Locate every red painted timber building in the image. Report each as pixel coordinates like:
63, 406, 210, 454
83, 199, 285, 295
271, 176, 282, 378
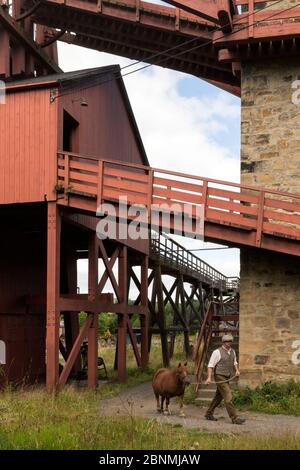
0, 66, 150, 390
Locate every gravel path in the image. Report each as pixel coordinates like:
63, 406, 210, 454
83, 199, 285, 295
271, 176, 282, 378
100, 382, 300, 436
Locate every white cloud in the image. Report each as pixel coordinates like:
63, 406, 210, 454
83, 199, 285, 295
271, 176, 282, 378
58, 43, 240, 182
58, 43, 241, 289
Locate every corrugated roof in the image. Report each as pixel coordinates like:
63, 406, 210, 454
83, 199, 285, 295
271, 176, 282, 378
4, 65, 120, 90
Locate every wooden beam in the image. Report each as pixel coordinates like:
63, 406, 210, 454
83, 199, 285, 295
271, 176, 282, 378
34, 0, 214, 37
183, 285, 199, 320
162, 282, 188, 329
88, 234, 99, 388
64, 247, 81, 374
46, 203, 61, 392
127, 317, 142, 367
0, 7, 61, 74
214, 14, 300, 46
149, 0, 227, 25
163, 278, 177, 308
131, 268, 154, 306
177, 274, 190, 357
117, 245, 128, 382
148, 269, 157, 353
59, 293, 113, 312
59, 339, 67, 361
155, 264, 169, 367
97, 246, 119, 295
98, 240, 121, 302
218, 0, 233, 33
88, 314, 98, 388
140, 255, 149, 366
0, 27, 10, 77
58, 315, 93, 389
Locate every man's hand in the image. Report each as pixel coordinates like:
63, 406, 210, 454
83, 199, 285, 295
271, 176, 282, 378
235, 370, 240, 377
205, 378, 211, 385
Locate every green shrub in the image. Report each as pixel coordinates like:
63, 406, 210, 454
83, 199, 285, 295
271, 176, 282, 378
234, 380, 300, 416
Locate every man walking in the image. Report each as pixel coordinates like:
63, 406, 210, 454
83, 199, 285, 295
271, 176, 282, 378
205, 333, 245, 425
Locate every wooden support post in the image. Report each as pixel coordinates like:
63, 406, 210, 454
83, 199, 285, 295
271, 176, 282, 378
88, 314, 98, 388
248, 0, 254, 38
117, 313, 127, 382
140, 255, 149, 367
198, 283, 205, 321
169, 277, 179, 359
0, 28, 10, 77
58, 315, 93, 389
97, 247, 119, 296
63, 247, 81, 374
178, 274, 190, 358
184, 284, 199, 326
155, 265, 169, 367
127, 316, 142, 367
46, 202, 61, 392
88, 233, 98, 388
117, 245, 128, 383
11, 44, 26, 75
148, 270, 156, 353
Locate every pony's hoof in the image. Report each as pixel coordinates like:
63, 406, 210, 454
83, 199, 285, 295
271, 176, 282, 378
164, 410, 171, 416
179, 412, 186, 418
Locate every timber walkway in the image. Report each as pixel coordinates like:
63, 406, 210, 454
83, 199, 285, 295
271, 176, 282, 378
57, 152, 300, 257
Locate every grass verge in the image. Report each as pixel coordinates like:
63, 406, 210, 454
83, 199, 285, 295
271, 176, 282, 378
0, 387, 299, 450
233, 380, 300, 416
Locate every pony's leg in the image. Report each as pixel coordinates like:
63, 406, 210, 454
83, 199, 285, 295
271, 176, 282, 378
161, 396, 165, 413
164, 397, 171, 415
155, 393, 161, 413
179, 395, 185, 417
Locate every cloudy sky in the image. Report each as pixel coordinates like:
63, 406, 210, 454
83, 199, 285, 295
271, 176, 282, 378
57, 23, 241, 293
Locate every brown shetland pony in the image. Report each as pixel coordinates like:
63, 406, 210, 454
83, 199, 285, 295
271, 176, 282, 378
152, 362, 190, 417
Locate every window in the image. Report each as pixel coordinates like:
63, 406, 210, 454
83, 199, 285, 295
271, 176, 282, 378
63, 110, 79, 153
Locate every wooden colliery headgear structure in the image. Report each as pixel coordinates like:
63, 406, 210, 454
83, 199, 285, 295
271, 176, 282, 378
1, 0, 300, 391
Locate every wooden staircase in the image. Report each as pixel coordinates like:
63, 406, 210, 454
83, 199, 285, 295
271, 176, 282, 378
193, 298, 239, 403
195, 335, 239, 404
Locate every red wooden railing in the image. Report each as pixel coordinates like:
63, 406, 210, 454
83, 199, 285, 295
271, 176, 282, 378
57, 152, 300, 255
151, 231, 231, 290
233, 0, 299, 31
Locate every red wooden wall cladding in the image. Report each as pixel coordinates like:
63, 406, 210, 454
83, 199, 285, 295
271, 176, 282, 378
58, 76, 144, 164
0, 205, 47, 386
0, 73, 146, 207
0, 88, 58, 205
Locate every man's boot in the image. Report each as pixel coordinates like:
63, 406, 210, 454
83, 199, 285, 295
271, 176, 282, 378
205, 415, 218, 421
232, 417, 246, 425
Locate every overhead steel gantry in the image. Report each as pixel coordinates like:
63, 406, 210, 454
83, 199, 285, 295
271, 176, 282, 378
3, 1, 300, 95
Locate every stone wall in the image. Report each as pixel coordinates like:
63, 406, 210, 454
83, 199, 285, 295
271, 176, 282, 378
241, 57, 300, 192
240, 57, 300, 386
239, 249, 300, 387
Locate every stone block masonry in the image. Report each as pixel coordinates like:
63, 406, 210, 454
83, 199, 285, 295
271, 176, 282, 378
240, 56, 300, 386
239, 248, 300, 387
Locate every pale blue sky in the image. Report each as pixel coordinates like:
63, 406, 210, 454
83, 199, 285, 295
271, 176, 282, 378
58, 20, 241, 292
